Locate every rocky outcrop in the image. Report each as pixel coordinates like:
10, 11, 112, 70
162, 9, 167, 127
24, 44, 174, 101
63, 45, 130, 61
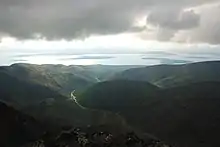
22, 126, 172, 147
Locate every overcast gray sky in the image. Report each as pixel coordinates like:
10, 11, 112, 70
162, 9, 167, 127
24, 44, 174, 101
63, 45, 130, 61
0, 0, 220, 65
0, 0, 219, 42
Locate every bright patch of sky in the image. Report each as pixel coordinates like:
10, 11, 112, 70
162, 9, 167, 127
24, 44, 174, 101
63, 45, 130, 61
1, 33, 220, 66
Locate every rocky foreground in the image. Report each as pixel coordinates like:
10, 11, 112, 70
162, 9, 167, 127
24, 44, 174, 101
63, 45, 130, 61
0, 100, 172, 147
22, 126, 172, 147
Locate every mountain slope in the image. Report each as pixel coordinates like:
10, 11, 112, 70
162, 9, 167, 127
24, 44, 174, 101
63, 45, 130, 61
0, 102, 44, 147
78, 80, 220, 147
23, 98, 129, 130
0, 101, 171, 147
2, 63, 140, 96
0, 67, 132, 139
0, 67, 65, 107
3, 64, 95, 95
78, 80, 159, 111
113, 61, 220, 88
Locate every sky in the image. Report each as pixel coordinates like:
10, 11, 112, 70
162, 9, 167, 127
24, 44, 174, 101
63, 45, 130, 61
0, 0, 220, 65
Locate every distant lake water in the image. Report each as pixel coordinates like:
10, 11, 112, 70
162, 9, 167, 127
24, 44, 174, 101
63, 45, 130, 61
1, 52, 220, 66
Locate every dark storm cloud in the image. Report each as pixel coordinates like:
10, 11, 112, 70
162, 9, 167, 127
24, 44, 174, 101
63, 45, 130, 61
172, 3, 220, 44
147, 9, 200, 30
0, 0, 148, 39
146, 8, 201, 41
0, 0, 219, 44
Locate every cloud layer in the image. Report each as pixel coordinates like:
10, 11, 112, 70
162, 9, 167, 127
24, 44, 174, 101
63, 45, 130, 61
0, 0, 219, 44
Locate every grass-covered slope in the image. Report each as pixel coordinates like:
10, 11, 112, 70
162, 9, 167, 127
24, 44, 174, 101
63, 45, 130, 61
78, 80, 220, 147
0, 66, 129, 134
0, 67, 65, 107
78, 80, 159, 111
0, 101, 171, 147
113, 61, 220, 88
1, 63, 140, 96
3, 64, 95, 95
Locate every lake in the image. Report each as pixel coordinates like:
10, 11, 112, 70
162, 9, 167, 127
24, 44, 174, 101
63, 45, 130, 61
1, 51, 220, 66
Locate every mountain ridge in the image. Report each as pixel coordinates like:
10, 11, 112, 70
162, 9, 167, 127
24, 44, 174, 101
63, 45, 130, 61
78, 80, 220, 147
113, 60, 220, 88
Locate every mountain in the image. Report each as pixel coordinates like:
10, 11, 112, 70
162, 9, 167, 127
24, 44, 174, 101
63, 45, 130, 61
2, 63, 140, 96
3, 61, 220, 147
0, 65, 130, 138
2, 64, 95, 95
0, 67, 65, 107
0, 101, 172, 147
0, 102, 44, 147
0, 63, 174, 147
78, 80, 220, 147
78, 80, 159, 111
23, 98, 129, 130
113, 61, 220, 88
82, 64, 143, 81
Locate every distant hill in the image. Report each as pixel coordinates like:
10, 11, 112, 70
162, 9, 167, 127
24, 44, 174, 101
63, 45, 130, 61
0, 68, 65, 107
2, 64, 95, 95
2, 63, 140, 95
113, 61, 220, 88
78, 80, 220, 147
